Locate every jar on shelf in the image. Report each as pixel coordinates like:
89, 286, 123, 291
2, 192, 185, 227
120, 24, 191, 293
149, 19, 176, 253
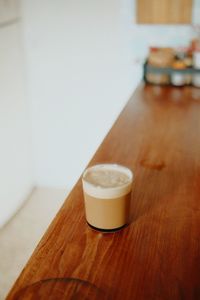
192, 73, 200, 87
171, 61, 186, 86
146, 73, 169, 85
193, 50, 200, 69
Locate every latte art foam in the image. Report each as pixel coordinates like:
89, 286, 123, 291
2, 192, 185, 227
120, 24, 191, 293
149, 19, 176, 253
84, 169, 130, 188
82, 164, 133, 199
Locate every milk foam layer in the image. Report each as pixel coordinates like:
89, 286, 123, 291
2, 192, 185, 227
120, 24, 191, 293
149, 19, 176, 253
84, 168, 130, 188
82, 164, 133, 199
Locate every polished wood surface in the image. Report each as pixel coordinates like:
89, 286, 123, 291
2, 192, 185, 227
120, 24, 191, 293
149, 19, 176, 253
7, 85, 200, 299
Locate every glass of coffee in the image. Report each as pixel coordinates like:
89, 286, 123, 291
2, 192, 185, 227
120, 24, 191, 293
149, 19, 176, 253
82, 164, 133, 231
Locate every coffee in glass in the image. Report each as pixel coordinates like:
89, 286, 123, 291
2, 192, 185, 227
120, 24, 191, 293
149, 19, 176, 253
82, 164, 133, 231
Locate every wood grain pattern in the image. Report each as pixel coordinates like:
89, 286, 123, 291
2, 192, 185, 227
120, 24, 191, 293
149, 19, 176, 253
136, 0, 193, 24
7, 84, 200, 299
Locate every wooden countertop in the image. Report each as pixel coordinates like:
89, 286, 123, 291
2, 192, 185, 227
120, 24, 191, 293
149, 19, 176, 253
7, 84, 200, 300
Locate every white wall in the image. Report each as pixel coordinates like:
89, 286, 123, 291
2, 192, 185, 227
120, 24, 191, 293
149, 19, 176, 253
21, 0, 200, 190
0, 22, 33, 227
22, 0, 137, 189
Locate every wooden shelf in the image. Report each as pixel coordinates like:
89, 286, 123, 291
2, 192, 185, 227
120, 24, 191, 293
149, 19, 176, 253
137, 0, 193, 24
